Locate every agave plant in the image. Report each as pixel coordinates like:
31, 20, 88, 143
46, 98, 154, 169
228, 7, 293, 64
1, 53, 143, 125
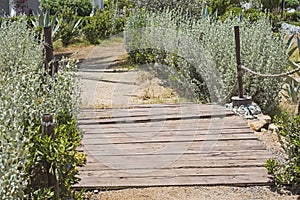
31, 10, 60, 40
282, 33, 300, 104
282, 76, 300, 103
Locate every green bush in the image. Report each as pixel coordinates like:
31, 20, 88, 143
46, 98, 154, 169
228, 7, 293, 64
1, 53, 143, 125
40, 0, 93, 16
125, 9, 288, 115
57, 8, 82, 47
82, 3, 125, 44
266, 113, 300, 191
0, 17, 84, 199
284, 0, 300, 8
133, 0, 203, 16
285, 11, 300, 22
207, 0, 240, 16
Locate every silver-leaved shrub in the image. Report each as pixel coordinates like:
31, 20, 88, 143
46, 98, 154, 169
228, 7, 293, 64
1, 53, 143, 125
0, 17, 81, 199
125, 9, 288, 115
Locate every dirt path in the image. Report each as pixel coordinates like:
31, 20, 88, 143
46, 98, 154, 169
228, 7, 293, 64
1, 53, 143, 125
78, 41, 135, 108
77, 42, 299, 200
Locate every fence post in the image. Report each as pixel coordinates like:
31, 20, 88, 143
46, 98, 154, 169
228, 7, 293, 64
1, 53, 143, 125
231, 26, 252, 107
298, 100, 300, 115
42, 114, 59, 198
44, 26, 54, 77
234, 26, 244, 98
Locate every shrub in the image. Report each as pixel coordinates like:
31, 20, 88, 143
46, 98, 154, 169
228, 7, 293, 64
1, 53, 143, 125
285, 0, 300, 9
57, 8, 82, 47
125, 9, 288, 115
207, 0, 240, 16
266, 113, 300, 191
40, 0, 93, 16
0, 17, 83, 199
285, 11, 300, 22
82, 2, 126, 44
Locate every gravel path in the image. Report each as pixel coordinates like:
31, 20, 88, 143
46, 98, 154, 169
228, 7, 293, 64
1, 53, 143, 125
78, 41, 136, 108
78, 41, 299, 200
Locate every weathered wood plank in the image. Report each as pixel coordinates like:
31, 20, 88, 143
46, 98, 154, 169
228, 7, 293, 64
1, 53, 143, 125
81, 139, 265, 151
82, 133, 258, 143
81, 158, 270, 171
78, 166, 268, 178
76, 103, 272, 188
74, 173, 270, 188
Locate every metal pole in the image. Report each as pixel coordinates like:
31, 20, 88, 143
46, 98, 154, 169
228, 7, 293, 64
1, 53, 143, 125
234, 26, 244, 98
42, 114, 59, 198
281, 0, 285, 20
44, 26, 54, 77
298, 101, 300, 115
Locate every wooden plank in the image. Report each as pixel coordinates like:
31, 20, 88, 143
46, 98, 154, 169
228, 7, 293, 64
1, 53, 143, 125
81, 139, 265, 150
79, 118, 249, 130
76, 103, 272, 188
81, 158, 270, 171
82, 132, 257, 141
82, 149, 272, 160
74, 173, 271, 188
78, 166, 268, 178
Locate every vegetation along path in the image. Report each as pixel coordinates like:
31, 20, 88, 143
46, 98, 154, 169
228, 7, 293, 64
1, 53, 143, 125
75, 41, 298, 199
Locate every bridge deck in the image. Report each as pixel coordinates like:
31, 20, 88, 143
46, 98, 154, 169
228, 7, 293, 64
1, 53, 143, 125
74, 103, 272, 189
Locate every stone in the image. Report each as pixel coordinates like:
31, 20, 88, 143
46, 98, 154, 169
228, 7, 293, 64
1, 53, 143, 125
249, 120, 268, 132
268, 123, 278, 132
257, 114, 271, 124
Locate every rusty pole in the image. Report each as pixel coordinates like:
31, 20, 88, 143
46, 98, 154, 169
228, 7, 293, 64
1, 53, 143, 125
234, 26, 244, 98
44, 26, 54, 77
42, 114, 59, 198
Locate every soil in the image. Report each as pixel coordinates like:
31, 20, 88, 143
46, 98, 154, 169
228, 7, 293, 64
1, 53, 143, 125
55, 40, 300, 200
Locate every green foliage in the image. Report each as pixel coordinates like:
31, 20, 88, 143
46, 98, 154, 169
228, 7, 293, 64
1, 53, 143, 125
26, 113, 85, 199
261, 0, 280, 11
281, 33, 300, 105
266, 114, 300, 191
284, 0, 300, 8
0, 17, 83, 199
40, 0, 93, 16
285, 11, 300, 22
282, 76, 300, 103
207, 0, 240, 16
0, 17, 42, 200
125, 8, 288, 115
31, 10, 60, 40
221, 6, 281, 31
134, 0, 204, 17
57, 8, 82, 47
82, 2, 126, 44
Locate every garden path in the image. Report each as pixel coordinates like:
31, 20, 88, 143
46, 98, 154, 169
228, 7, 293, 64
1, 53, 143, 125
76, 41, 273, 189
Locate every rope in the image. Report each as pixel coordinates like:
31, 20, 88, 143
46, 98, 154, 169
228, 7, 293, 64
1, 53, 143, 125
241, 63, 300, 78
221, 62, 300, 102
220, 78, 238, 103
44, 42, 53, 50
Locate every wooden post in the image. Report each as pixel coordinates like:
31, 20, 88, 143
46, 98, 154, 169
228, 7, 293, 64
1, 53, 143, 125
281, 0, 285, 20
42, 114, 59, 198
44, 26, 54, 77
234, 26, 244, 99
298, 100, 300, 115
231, 26, 252, 107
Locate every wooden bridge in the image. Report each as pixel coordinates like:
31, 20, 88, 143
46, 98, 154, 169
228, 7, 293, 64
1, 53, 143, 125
74, 103, 272, 189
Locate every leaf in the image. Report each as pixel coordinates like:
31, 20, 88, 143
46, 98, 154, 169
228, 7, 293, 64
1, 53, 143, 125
39, 12, 44, 27
287, 34, 296, 50
288, 46, 298, 58
288, 60, 300, 70
297, 34, 300, 58
44, 10, 50, 27
51, 11, 59, 30
71, 18, 82, 34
